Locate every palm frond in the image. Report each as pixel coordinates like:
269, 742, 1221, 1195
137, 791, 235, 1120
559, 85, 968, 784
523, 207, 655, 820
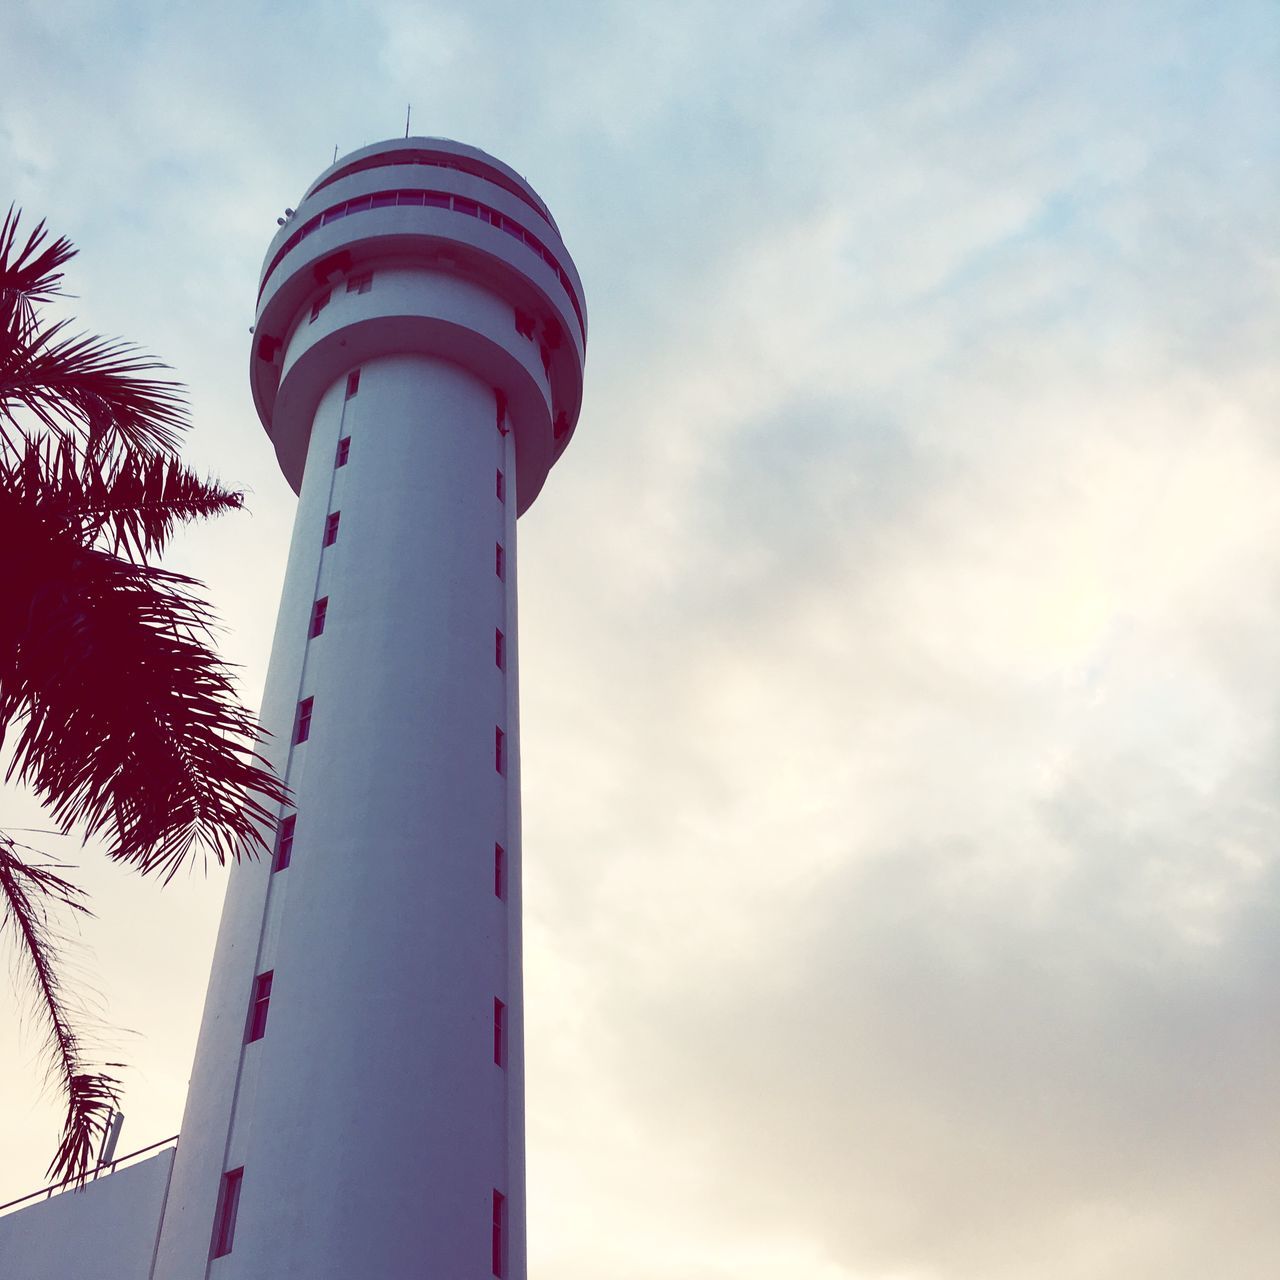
0, 206, 76, 343
0, 315, 186, 459
0, 504, 288, 879
3, 432, 245, 562
0, 834, 120, 1186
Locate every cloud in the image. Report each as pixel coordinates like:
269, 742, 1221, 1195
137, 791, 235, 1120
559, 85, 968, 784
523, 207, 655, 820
3, 6, 1279, 1278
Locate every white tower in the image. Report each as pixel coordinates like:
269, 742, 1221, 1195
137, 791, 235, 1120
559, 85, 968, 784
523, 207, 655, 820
151, 138, 586, 1279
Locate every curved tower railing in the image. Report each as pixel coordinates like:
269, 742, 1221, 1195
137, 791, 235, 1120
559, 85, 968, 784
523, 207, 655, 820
151, 137, 586, 1280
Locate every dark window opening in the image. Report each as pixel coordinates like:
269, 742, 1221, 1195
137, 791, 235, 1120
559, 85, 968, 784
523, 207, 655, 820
496, 469, 505, 503
274, 814, 296, 872
210, 1167, 244, 1260
514, 308, 535, 339
345, 369, 361, 399
494, 998, 506, 1066
336, 436, 351, 467
495, 543, 504, 580
309, 290, 331, 322
424, 191, 450, 208
310, 596, 329, 638
372, 191, 397, 209
495, 726, 506, 775
539, 344, 552, 376
295, 696, 314, 744
495, 389, 508, 435
553, 411, 570, 441
246, 971, 273, 1043
495, 628, 505, 670
454, 196, 479, 217
495, 843, 506, 899
346, 272, 372, 294
324, 511, 341, 546
492, 1190, 506, 1277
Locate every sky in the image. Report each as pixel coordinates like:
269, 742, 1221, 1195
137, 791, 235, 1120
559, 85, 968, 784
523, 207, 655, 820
2, 1, 1279, 1275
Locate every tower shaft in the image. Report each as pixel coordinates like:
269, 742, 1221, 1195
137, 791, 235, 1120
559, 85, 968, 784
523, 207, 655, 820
152, 137, 585, 1279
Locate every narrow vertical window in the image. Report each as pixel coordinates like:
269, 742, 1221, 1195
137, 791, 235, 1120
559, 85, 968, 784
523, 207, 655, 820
493, 998, 506, 1066
273, 814, 296, 872
345, 272, 372, 295
210, 1167, 244, 1259
246, 971, 273, 1043
496, 469, 505, 503
494, 843, 505, 899
345, 369, 361, 399
310, 596, 329, 638
294, 696, 314, 744
495, 629, 505, 670
324, 511, 340, 546
495, 727, 505, 775
309, 290, 330, 323
336, 436, 351, 467
495, 543, 504, 580
492, 1190, 506, 1278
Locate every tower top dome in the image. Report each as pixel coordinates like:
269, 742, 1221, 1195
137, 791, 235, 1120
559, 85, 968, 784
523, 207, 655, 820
250, 136, 586, 514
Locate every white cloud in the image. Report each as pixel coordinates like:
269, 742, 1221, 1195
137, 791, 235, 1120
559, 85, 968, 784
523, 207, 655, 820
3, 4, 1279, 1277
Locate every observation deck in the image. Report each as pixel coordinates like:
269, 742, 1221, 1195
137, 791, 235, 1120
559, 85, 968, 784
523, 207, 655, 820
249, 137, 586, 515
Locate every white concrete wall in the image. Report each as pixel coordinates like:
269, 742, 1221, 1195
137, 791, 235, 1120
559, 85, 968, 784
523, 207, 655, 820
154, 353, 524, 1279
0, 1148, 174, 1280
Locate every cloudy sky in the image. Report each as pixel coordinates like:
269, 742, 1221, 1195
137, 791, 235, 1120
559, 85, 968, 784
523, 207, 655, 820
3, 1, 1279, 1275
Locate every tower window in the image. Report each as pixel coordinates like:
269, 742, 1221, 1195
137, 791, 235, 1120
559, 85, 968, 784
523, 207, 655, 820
310, 290, 331, 323
274, 814, 296, 872
514, 308, 534, 339
210, 1167, 244, 1260
336, 436, 351, 467
345, 369, 361, 399
496, 469, 505, 503
324, 511, 341, 546
495, 727, 505, 775
310, 596, 329, 638
245, 971, 273, 1043
495, 629, 505, 670
294, 696, 314, 744
345, 272, 373, 294
495, 543, 504, 580
492, 1190, 506, 1277
493, 998, 506, 1066
494, 843, 505, 899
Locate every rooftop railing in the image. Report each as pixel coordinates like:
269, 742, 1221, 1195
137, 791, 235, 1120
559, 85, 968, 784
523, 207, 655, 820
0, 1134, 178, 1219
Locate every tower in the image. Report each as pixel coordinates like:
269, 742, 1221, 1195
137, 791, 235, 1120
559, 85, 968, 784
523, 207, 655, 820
151, 138, 586, 1278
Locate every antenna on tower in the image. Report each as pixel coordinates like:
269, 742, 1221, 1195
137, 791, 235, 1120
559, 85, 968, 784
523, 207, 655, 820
405, 103, 412, 138
98, 1110, 125, 1167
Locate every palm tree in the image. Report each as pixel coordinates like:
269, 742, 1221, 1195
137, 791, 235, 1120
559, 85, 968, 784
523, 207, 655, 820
0, 207, 288, 1186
